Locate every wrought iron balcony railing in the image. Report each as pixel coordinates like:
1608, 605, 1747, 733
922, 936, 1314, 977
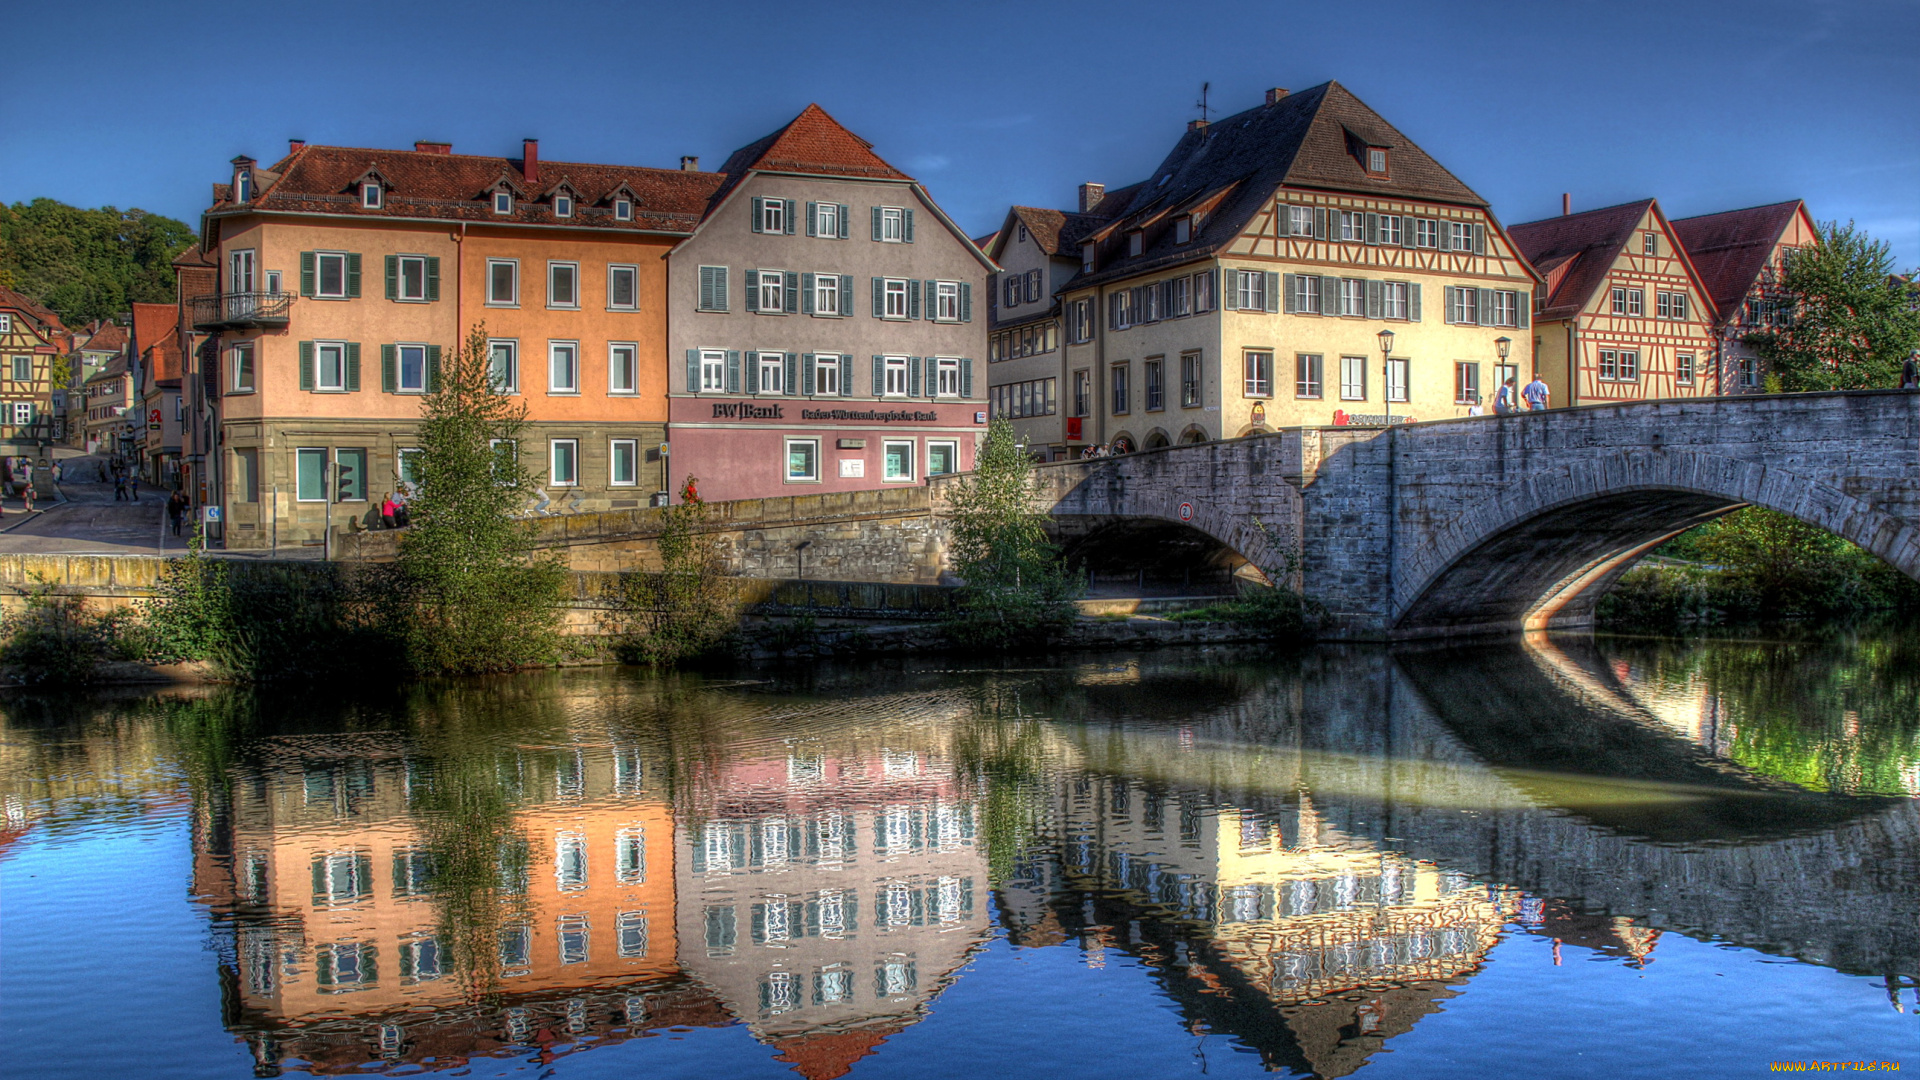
190, 292, 292, 331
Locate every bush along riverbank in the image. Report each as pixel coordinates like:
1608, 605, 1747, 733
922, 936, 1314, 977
1597, 507, 1920, 632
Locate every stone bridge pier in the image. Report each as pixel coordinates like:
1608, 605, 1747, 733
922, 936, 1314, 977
1017, 391, 1920, 640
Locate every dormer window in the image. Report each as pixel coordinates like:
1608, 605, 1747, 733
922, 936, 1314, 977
614, 198, 632, 221
1175, 217, 1192, 244
361, 183, 383, 209
1128, 231, 1143, 257
234, 171, 253, 202
1366, 147, 1389, 176
1083, 247, 1095, 272
493, 191, 513, 215
554, 194, 573, 218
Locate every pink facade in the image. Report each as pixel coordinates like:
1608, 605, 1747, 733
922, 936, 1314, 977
668, 395, 984, 501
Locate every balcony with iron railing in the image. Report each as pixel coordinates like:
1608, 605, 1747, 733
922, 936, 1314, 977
190, 292, 293, 331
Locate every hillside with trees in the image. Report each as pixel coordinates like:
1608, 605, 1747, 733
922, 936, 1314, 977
0, 198, 194, 328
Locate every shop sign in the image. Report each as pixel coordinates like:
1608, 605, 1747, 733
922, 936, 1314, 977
707, 400, 942, 423
1332, 410, 1414, 426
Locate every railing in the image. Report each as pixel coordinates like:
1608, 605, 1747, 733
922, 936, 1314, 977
189, 292, 292, 331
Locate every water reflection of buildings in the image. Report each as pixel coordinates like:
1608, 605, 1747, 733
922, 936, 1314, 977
678, 742, 993, 1080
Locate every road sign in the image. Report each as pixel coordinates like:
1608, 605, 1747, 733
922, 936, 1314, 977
1178, 502, 1194, 522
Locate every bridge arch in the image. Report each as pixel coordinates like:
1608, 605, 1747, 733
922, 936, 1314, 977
1392, 448, 1920, 636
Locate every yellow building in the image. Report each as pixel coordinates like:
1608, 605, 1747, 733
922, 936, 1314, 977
0, 287, 68, 475
1004, 81, 1538, 454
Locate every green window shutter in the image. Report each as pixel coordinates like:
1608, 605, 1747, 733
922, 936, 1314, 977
871, 206, 883, 241
909, 356, 922, 397
717, 267, 730, 310
783, 271, 799, 314
1477, 288, 1493, 326
839, 355, 853, 396
908, 280, 921, 319
299, 341, 314, 390
801, 273, 815, 314
1519, 290, 1532, 328
346, 254, 362, 297
960, 282, 972, 322
872, 355, 884, 395
802, 353, 816, 395
1410, 283, 1422, 321
1437, 224, 1452, 252
871, 277, 883, 317
784, 200, 797, 235
381, 344, 396, 392
784, 352, 797, 394
1264, 272, 1280, 313
300, 252, 316, 297
1473, 223, 1486, 255
750, 197, 764, 233
806, 202, 818, 237
839, 274, 854, 316
725, 350, 741, 393
745, 351, 759, 393
686, 348, 701, 393
426, 257, 440, 301
1313, 208, 1328, 240
1442, 287, 1455, 324
903, 209, 915, 243
384, 255, 399, 300
961, 357, 974, 399
426, 345, 441, 391
925, 280, 939, 319
744, 270, 760, 313
837, 205, 850, 239
1366, 280, 1383, 319
345, 343, 361, 390
1399, 216, 1415, 248
1221, 271, 1237, 312
1282, 273, 1297, 313
698, 267, 711, 309
1318, 276, 1339, 317
1276, 204, 1291, 237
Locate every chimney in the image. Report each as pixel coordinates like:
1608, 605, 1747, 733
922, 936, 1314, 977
680, 156, 699, 172
288, 139, 305, 154
1187, 118, 1209, 133
1562, 192, 1571, 216
1265, 87, 1289, 104
522, 139, 539, 184
414, 141, 452, 155
1079, 183, 1106, 213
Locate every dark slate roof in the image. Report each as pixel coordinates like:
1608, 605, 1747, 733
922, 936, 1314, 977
1064, 81, 1488, 290
1670, 200, 1807, 322
1508, 200, 1653, 320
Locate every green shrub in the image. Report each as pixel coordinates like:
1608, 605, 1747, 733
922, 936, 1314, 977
1, 575, 123, 684
610, 478, 739, 665
943, 418, 1079, 650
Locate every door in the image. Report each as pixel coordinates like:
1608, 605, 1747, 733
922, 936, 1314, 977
228, 250, 257, 319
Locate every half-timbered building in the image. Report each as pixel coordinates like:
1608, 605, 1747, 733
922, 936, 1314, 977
1670, 200, 1819, 394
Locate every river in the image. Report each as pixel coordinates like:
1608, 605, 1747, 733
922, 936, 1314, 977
2, 631, 1917, 1078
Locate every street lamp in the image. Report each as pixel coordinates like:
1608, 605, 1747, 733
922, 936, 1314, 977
1377, 328, 1396, 425
1494, 337, 1512, 413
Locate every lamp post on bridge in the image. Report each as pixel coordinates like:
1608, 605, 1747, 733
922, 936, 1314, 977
1495, 336, 1512, 409
1378, 328, 1395, 426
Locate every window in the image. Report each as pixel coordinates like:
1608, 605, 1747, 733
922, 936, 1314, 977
1677, 353, 1695, 385
1180, 352, 1202, 408
614, 198, 632, 221
615, 828, 646, 885
1340, 355, 1367, 400
1073, 370, 1091, 415
1612, 286, 1644, 316
1193, 270, 1215, 314
1413, 218, 1439, 248
314, 342, 348, 391
781, 438, 818, 482
603, 440, 638, 486
618, 912, 649, 959
488, 260, 518, 306
879, 206, 906, 242
1287, 205, 1315, 235
1387, 358, 1409, 403
1109, 290, 1134, 330
608, 343, 637, 394
1003, 276, 1020, 308
1448, 287, 1476, 325
1127, 232, 1144, 257
1448, 221, 1475, 251
11, 402, 30, 426
362, 183, 382, 209
1145, 359, 1164, 410
296, 448, 326, 502
315, 942, 377, 992
756, 351, 784, 394
1341, 211, 1365, 242
548, 262, 579, 308
1292, 274, 1320, 314
814, 274, 841, 315
1340, 278, 1366, 317
493, 191, 513, 215
553, 194, 573, 218
883, 440, 914, 482
314, 252, 350, 298
231, 343, 255, 392
813, 201, 840, 237
549, 440, 578, 486
991, 377, 1056, 419
755, 270, 786, 313
759, 198, 787, 234
1598, 349, 1641, 381
1493, 290, 1518, 327
883, 356, 909, 396
1243, 351, 1273, 397
1111, 362, 1130, 414
549, 342, 578, 393
1062, 298, 1089, 343
233, 447, 260, 502
608, 265, 638, 310
934, 357, 961, 396
883, 279, 908, 318
928, 441, 959, 476
1377, 214, 1402, 246
396, 345, 427, 393
1368, 147, 1388, 173
1382, 281, 1409, 320
698, 266, 729, 311
814, 354, 841, 395
1235, 270, 1266, 311
234, 171, 252, 202
934, 281, 960, 321
1168, 276, 1191, 317
0, 315, 9, 332
1175, 217, 1191, 244
1618, 350, 1639, 380
488, 340, 518, 393
1741, 355, 1760, 388
700, 349, 725, 392
1643, 233, 1657, 255
1657, 291, 1688, 320
1296, 353, 1323, 398
397, 448, 423, 488
1455, 362, 1480, 404
555, 832, 587, 891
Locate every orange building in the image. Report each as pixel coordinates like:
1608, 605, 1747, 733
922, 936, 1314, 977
190, 139, 724, 548
1510, 199, 1719, 405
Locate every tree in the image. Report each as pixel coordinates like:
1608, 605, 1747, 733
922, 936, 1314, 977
942, 417, 1078, 648
1748, 220, 1920, 391
616, 477, 738, 664
393, 325, 569, 674
0, 198, 193, 327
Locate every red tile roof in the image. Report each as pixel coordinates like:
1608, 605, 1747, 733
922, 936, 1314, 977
213, 143, 726, 234
130, 302, 176, 358
78, 321, 127, 353
1508, 200, 1655, 320
0, 286, 69, 335
769, 1027, 896, 1080
1670, 200, 1809, 323
716, 103, 911, 183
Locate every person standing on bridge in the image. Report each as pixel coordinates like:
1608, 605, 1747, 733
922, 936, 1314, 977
1902, 351, 1918, 389
1494, 377, 1517, 414
1523, 373, 1550, 411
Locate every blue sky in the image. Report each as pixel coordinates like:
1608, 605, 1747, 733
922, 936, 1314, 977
3, 0, 1915, 266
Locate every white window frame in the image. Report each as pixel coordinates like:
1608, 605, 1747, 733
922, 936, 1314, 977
488, 339, 519, 394
487, 259, 518, 307
760, 199, 787, 234
1677, 353, 1695, 385
882, 439, 915, 482
314, 341, 347, 391
927, 439, 959, 476
883, 356, 909, 396
1369, 148, 1388, 173
1339, 355, 1367, 401
493, 191, 513, 215
397, 447, 423, 488
814, 354, 841, 395
1618, 350, 1640, 380
1243, 350, 1273, 398
1287, 205, 1314, 235
699, 349, 725, 392
0, 315, 11, 333
1235, 270, 1264, 311
1387, 357, 1409, 403
883, 279, 909, 319
1341, 211, 1364, 242
814, 202, 839, 237
1448, 288, 1476, 325
361, 183, 382, 209
1378, 214, 1402, 246
548, 341, 579, 394
933, 357, 961, 397
230, 342, 255, 393
934, 281, 960, 321
785, 438, 819, 482
614, 198, 632, 221
609, 439, 638, 486
549, 439, 579, 487
1628, 290, 1643, 317
814, 273, 841, 316
1413, 218, 1439, 248
608, 342, 637, 395
396, 344, 428, 394
757, 271, 785, 313
607, 264, 639, 311
757, 351, 784, 394
1382, 281, 1408, 320
1493, 290, 1518, 327
553, 194, 573, 218
1175, 217, 1191, 244
879, 207, 905, 242
1293, 274, 1320, 314
1449, 221, 1473, 250
547, 261, 580, 309
314, 251, 350, 299
1341, 278, 1366, 317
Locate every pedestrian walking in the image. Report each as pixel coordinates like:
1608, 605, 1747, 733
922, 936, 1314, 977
1494, 377, 1517, 415
166, 491, 187, 537
1523, 374, 1550, 411
129, 475, 139, 500
22, 484, 35, 514
1902, 352, 1918, 389
112, 473, 127, 501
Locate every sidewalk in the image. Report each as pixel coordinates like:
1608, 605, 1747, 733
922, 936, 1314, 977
0, 474, 174, 555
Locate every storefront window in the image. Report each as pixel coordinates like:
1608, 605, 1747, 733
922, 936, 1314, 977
786, 439, 818, 482
883, 441, 914, 482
